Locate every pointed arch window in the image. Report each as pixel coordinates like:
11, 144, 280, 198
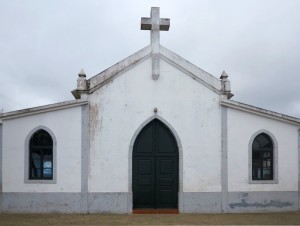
29, 129, 53, 180
252, 133, 273, 180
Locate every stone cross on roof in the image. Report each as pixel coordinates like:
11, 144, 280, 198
141, 7, 170, 80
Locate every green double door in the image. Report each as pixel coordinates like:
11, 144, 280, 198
133, 119, 179, 209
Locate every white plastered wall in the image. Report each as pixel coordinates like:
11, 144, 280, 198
89, 58, 222, 193
227, 108, 298, 192
2, 106, 82, 192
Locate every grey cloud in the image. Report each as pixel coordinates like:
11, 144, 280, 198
0, 0, 299, 118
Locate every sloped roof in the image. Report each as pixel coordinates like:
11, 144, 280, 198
72, 45, 225, 98
0, 99, 88, 121
221, 99, 300, 126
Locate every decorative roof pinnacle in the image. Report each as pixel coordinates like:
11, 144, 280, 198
220, 70, 228, 80
78, 69, 86, 77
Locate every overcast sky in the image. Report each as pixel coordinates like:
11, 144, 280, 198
1, 0, 299, 118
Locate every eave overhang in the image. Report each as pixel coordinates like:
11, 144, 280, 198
0, 99, 88, 120
221, 99, 300, 126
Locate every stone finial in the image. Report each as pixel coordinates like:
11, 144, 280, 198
77, 68, 87, 90
220, 71, 228, 80
78, 69, 86, 78
220, 71, 232, 98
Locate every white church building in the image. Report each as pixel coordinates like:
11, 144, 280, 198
0, 8, 299, 213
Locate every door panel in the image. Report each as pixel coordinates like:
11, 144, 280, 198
134, 123, 154, 154
156, 157, 178, 208
157, 124, 177, 155
133, 119, 178, 209
133, 157, 155, 208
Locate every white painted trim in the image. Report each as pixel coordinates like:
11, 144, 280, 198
298, 129, 300, 211
128, 114, 183, 212
24, 126, 57, 184
0, 100, 88, 120
248, 130, 278, 184
88, 45, 152, 92
88, 54, 151, 94
160, 45, 222, 92
0, 124, 2, 193
0, 124, 2, 213
221, 99, 300, 126
160, 55, 221, 95
221, 106, 228, 212
80, 105, 89, 212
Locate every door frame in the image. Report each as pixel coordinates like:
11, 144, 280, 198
128, 115, 183, 212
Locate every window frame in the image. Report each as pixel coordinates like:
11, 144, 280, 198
248, 130, 278, 184
25, 126, 57, 184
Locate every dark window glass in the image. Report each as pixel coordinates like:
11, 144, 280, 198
252, 133, 273, 180
29, 130, 53, 180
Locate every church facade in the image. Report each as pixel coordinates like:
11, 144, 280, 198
0, 8, 299, 213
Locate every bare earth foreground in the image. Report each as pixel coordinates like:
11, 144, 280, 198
0, 212, 300, 226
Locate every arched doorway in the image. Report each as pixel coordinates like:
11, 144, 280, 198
133, 119, 179, 209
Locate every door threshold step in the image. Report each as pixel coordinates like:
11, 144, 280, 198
133, 209, 179, 214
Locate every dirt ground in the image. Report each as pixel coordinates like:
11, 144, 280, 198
0, 212, 300, 226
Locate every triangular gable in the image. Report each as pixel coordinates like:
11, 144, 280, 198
88, 45, 152, 93
72, 45, 225, 98
160, 46, 221, 93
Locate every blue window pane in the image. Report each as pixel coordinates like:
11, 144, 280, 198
43, 161, 53, 177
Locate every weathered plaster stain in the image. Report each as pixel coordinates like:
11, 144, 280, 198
229, 193, 293, 209
89, 103, 100, 141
